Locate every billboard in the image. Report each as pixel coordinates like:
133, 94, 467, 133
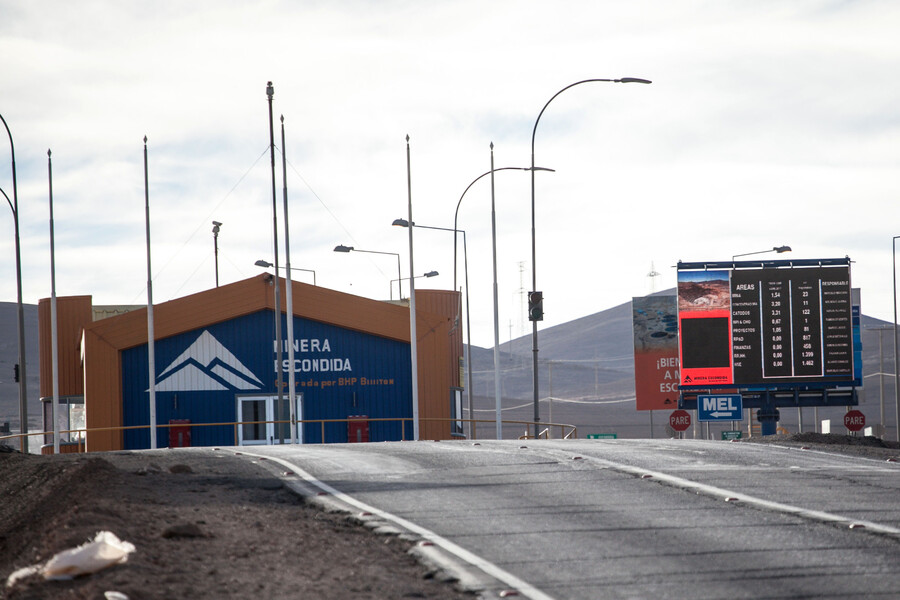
632, 296, 680, 411
677, 259, 855, 390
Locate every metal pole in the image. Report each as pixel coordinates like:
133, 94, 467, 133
267, 82, 284, 443
281, 115, 297, 444
548, 362, 553, 438
144, 136, 157, 449
1, 113, 28, 453
213, 223, 220, 287
453, 166, 554, 440
397, 255, 403, 300
406, 135, 420, 441
894, 236, 900, 442
529, 145, 539, 435
462, 231, 473, 440
879, 328, 886, 432
48, 149, 60, 454
528, 77, 651, 431
490, 144, 502, 440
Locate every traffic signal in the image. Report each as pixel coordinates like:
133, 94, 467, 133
528, 291, 544, 322
13, 364, 19, 383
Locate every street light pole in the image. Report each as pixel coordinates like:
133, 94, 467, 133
334, 245, 402, 299
392, 217, 474, 437
732, 246, 792, 261
255, 260, 316, 286
732, 245, 792, 432
389, 271, 438, 298
529, 77, 651, 431
0, 113, 27, 453
452, 165, 554, 438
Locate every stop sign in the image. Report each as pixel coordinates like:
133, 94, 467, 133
844, 410, 866, 432
670, 410, 691, 432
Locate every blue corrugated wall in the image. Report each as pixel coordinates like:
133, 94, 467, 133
121, 310, 412, 448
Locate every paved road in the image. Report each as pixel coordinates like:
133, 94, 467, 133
245, 439, 900, 599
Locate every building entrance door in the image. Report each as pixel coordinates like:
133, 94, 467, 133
236, 394, 303, 445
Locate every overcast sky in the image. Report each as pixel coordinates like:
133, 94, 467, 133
1, 1, 898, 348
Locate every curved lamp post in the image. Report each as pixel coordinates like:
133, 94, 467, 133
390, 270, 438, 298
732, 245, 792, 261
731, 245, 791, 435
334, 244, 403, 299
394, 217, 476, 436
2, 114, 27, 452
255, 259, 317, 286
529, 77, 651, 431
451, 162, 555, 439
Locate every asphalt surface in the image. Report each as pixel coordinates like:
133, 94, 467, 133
243, 439, 900, 600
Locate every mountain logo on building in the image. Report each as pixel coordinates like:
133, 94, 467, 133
152, 330, 264, 392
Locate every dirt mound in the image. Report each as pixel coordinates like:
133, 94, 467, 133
0, 450, 472, 600
738, 432, 900, 461
0, 454, 120, 575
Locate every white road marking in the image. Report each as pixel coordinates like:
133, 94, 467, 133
240, 449, 557, 600
575, 452, 900, 538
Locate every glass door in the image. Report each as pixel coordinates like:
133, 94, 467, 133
237, 394, 303, 445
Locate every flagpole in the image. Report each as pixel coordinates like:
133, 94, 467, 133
490, 143, 502, 440
406, 135, 419, 441
144, 136, 157, 449
281, 115, 297, 444
48, 149, 60, 454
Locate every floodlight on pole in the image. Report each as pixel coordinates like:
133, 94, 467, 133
212, 221, 222, 287
266, 82, 284, 436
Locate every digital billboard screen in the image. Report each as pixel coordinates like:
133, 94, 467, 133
677, 260, 854, 389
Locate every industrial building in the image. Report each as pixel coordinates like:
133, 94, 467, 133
38, 275, 462, 451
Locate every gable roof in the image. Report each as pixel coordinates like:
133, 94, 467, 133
83, 274, 443, 349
